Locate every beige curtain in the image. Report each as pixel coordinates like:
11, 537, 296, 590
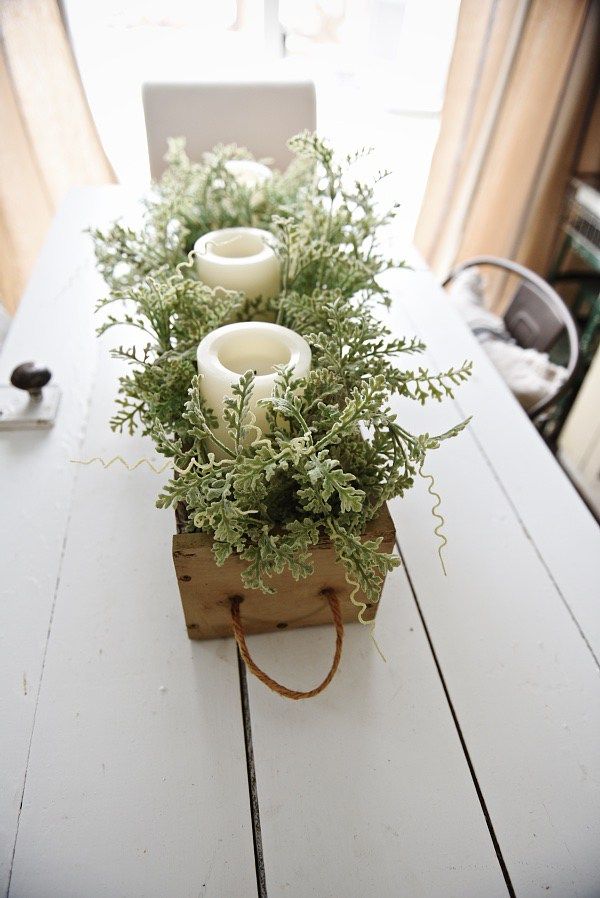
415, 0, 600, 300
0, 0, 115, 313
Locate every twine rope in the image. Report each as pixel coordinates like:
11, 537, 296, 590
230, 589, 344, 700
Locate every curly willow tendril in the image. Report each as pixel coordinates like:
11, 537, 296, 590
71, 455, 202, 476
347, 579, 387, 662
419, 463, 448, 577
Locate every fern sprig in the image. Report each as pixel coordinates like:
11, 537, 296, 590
93, 132, 472, 598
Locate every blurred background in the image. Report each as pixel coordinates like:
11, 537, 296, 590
62, 0, 460, 235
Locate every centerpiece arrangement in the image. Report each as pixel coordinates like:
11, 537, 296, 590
92, 133, 471, 698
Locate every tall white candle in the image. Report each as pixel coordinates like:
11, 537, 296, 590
194, 227, 280, 301
197, 322, 311, 456
224, 159, 272, 190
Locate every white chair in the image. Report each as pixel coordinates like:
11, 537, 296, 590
142, 80, 316, 179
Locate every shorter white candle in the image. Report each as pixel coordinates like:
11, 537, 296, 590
194, 227, 280, 301
224, 159, 272, 190
197, 322, 311, 455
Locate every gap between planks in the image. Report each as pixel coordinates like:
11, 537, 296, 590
237, 649, 268, 898
394, 293, 600, 673
233, 542, 515, 898
396, 537, 516, 898
454, 414, 600, 672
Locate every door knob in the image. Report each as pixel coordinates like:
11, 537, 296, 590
0, 362, 61, 430
10, 362, 52, 399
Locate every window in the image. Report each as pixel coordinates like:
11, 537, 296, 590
64, 0, 459, 241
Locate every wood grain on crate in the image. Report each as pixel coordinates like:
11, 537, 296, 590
173, 505, 396, 639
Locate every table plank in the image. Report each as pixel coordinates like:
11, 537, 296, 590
389, 254, 600, 662
0, 188, 120, 894
243, 568, 511, 897
8, 340, 257, 898
384, 262, 600, 896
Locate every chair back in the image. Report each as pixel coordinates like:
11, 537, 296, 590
143, 80, 316, 179
504, 281, 566, 352
443, 255, 580, 418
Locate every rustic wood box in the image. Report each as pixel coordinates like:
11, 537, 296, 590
172, 505, 396, 640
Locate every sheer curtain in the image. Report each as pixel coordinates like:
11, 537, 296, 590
0, 0, 114, 313
415, 0, 599, 304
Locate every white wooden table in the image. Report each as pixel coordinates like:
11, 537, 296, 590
2, 188, 599, 898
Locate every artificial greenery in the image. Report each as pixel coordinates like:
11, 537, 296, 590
93, 132, 471, 605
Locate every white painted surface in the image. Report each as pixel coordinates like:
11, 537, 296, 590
3, 191, 600, 898
0, 190, 118, 895
387, 255, 600, 665
1, 189, 255, 897
244, 565, 510, 898
8, 342, 257, 898
382, 260, 600, 896
246, 259, 600, 896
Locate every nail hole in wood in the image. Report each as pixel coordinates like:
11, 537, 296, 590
276, 622, 288, 630
179, 575, 192, 582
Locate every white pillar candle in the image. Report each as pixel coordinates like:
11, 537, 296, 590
194, 227, 280, 301
197, 322, 311, 456
224, 159, 272, 190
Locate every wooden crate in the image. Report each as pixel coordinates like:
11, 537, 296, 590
172, 505, 396, 639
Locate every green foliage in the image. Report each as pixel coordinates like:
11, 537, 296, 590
93, 132, 471, 603
91, 138, 314, 293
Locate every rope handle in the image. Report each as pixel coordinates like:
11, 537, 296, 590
230, 589, 344, 700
